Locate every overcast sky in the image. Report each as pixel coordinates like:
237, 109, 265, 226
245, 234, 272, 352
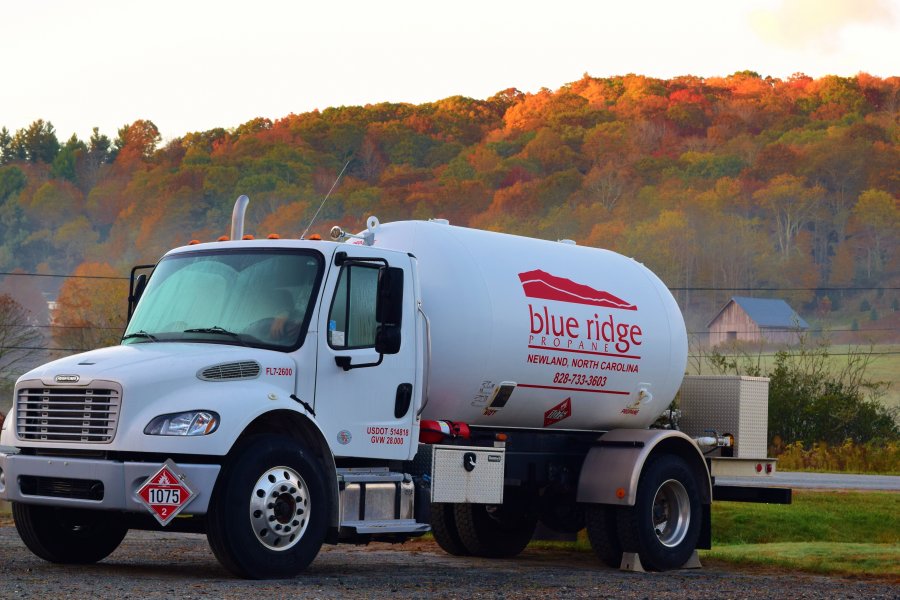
2, 0, 898, 142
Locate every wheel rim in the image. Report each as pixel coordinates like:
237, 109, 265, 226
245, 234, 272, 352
651, 478, 690, 548
249, 466, 310, 551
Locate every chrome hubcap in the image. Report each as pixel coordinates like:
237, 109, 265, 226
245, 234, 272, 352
651, 478, 690, 548
249, 466, 310, 551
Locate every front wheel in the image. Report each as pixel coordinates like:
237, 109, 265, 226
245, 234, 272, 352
616, 454, 702, 571
207, 436, 328, 579
13, 503, 127, 564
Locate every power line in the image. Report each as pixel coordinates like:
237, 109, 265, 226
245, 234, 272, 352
671, 286, 900, 292
1, 271, 898, 291
0, 271, 129, 281
688, 351, 900, 358
687, 327, 899, 335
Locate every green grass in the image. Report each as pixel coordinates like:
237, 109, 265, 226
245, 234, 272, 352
702, 491, 900, 578
704, 542, 900, 578
711, 491, 899, 545
532, 491, 900, 578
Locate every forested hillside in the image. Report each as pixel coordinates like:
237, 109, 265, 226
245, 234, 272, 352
0, 72, 897, 342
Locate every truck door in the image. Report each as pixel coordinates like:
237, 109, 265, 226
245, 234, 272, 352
314, 248, 418, 460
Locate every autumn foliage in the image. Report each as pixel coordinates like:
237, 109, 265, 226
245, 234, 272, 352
0, 72, 897, 334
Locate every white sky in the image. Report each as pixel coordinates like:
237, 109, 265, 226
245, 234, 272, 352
1, 0, 898, 142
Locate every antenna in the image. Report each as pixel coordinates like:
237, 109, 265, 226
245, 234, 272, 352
300, 155, 353, 240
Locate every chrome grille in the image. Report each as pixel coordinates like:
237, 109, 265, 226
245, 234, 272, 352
16, 386, 121, 443
198, 360, 261, 381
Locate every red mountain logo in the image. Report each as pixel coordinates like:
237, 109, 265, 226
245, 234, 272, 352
518, 269, 637, 311
544, 397, 572, 427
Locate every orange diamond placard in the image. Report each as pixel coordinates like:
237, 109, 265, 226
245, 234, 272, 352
137, 460, 196, 526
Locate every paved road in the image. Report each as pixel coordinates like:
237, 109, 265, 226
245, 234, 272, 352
715, 471, 900, 491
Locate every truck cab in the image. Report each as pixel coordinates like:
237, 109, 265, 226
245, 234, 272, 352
1, 233, 428, 577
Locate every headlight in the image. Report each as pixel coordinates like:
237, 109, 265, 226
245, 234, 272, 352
144, 411, 219, 436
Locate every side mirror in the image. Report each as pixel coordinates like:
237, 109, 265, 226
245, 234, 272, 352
376, 267, 404, 327
127, 265, 154, 322
375, 324, 401, 355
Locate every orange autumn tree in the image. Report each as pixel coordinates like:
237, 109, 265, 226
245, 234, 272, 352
52, 262, 128, 352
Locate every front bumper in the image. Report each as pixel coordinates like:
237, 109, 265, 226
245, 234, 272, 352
0, 451, 220, 514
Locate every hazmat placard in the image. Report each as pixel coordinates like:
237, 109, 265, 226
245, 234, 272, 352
136, 460, 196, 526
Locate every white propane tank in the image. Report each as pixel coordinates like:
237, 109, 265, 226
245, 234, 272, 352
371, 220, 688, 431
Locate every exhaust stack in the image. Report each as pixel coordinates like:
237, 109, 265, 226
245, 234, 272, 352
230, 195, 249, 240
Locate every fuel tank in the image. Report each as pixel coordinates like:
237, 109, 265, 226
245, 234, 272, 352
371, 220, 688, 431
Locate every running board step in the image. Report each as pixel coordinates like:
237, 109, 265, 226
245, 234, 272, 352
342, 519, 431, 534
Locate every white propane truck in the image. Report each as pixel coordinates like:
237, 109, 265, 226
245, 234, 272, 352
0, 196, 789, 578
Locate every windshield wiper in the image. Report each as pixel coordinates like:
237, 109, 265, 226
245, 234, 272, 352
122, 330, 159, 342
183, 326, 248, 346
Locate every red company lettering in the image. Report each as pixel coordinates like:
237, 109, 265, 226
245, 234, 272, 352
528, 304, 643, 354
529, 304, 580, 338
588, 314, 642, 354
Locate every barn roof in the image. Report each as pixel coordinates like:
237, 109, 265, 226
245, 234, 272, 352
708, 296, 809, 329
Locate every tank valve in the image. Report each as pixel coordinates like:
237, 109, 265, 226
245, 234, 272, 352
694, 433, 734, 449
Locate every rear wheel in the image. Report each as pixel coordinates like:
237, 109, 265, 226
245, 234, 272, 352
453, 491, 537, 558
616, 455, 701, 571
207, 436, 328, 579
585, 504, 622, 568
13, 503, 127, 564
430, 503, 470, 556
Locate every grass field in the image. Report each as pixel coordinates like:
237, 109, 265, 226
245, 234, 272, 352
531, 490, 900, 579
704, 490, 900, 578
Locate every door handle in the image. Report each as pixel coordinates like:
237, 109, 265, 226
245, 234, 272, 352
394, 383, 413, 418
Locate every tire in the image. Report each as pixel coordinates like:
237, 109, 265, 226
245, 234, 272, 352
616, 454, 702, 571
207, 435, 328, 579
453, 492, 537, 558
12, 503, 127, 564
585, 504, 622, 568
430, 503, 470, 556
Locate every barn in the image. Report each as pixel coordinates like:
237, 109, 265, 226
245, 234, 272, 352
707, 296, 809, 346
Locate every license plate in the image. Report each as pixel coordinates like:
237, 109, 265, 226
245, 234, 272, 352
136, 459, 196, 526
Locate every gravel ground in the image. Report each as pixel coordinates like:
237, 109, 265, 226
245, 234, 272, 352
0, 526, 897, 599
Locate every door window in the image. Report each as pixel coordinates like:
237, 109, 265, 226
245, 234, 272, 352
328, 264, 379, 349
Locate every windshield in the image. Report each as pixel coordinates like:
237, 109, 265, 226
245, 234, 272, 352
123, 248, 324, 351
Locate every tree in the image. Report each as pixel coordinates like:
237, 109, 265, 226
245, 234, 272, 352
0, 293, 45, 385
752, 174, 824, 260
25, 180, 84, 229
0, 127, 12, 164
847, 189, 899, 280
113, 119, 161, 162
52, 262, 127, 352
51, 134, 86, 182
10, 120, 60, 163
